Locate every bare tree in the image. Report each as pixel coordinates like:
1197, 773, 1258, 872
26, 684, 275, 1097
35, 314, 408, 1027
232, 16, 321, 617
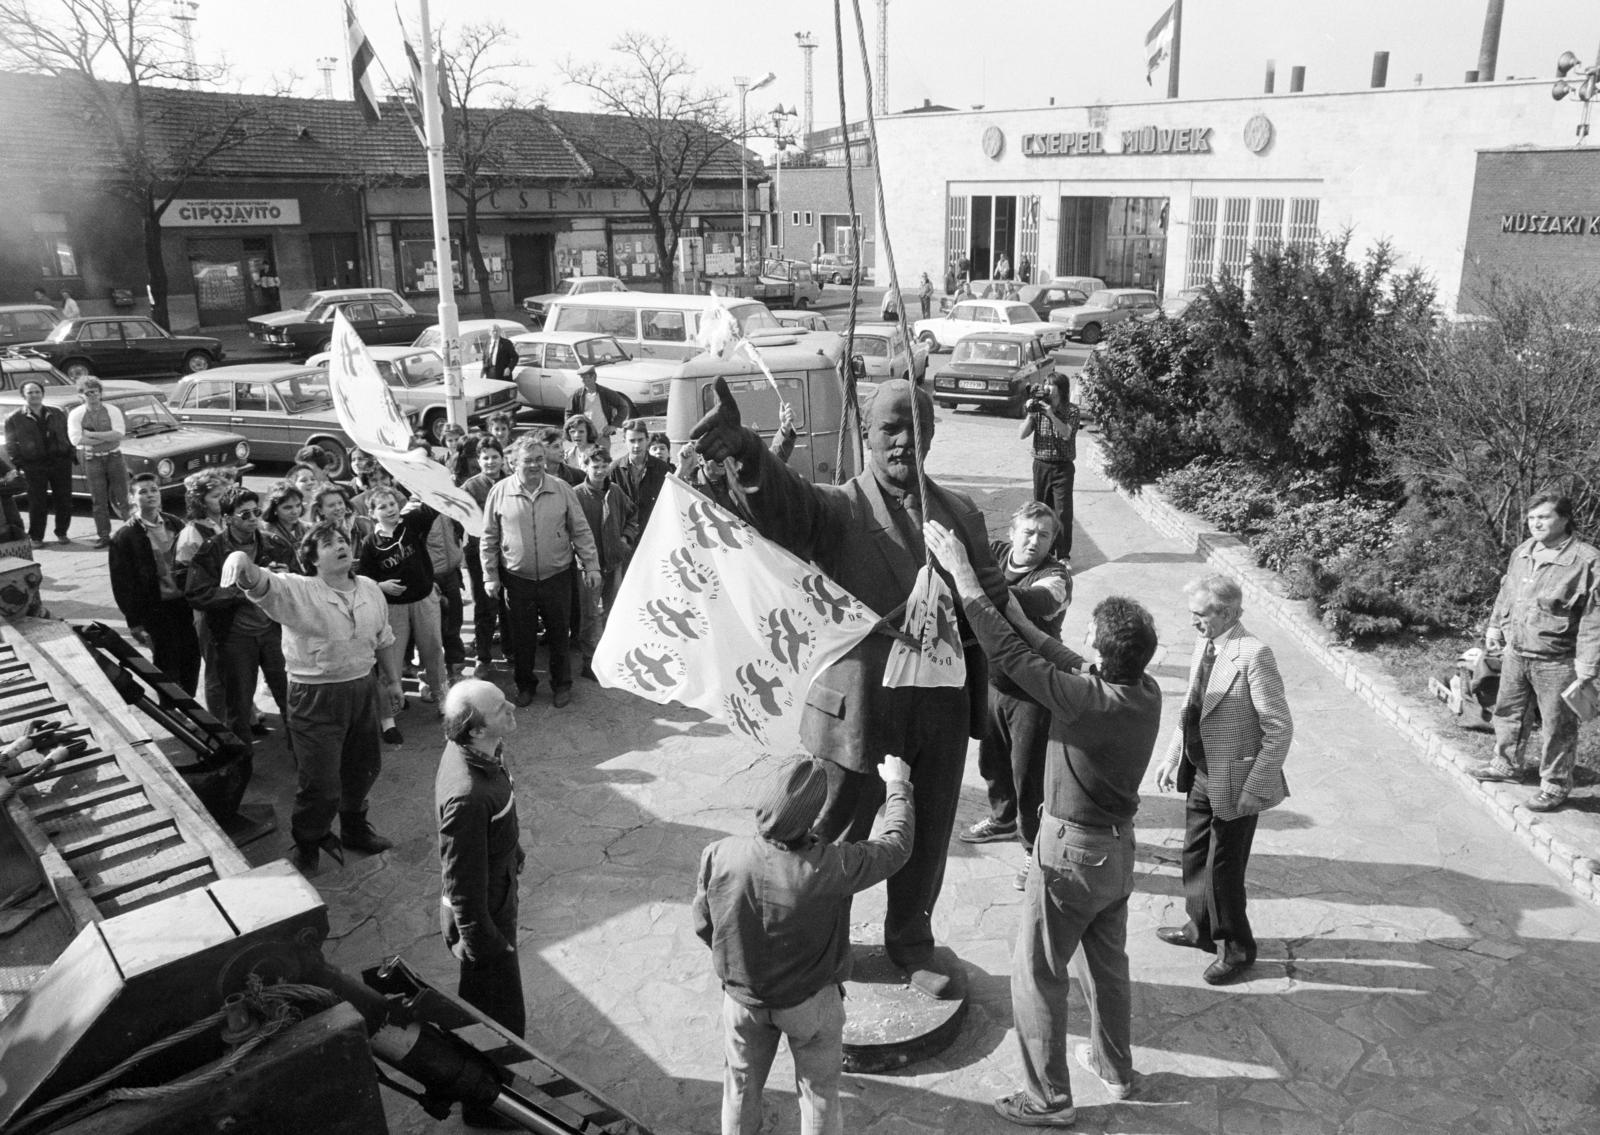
0, 0, 277, 328
561, 34, 741, 290
436, 22, 530, 317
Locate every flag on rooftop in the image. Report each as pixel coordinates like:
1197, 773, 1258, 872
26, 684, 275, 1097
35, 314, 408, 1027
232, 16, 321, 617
346, 2, 380, 123
1146, 2, 1175, 86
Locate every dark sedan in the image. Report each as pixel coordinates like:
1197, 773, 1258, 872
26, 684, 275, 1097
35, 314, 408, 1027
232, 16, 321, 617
0, 353, 249, 495
1015, 283, 1089, 321
168, 363, 414, 478
21, 316, 223, 380
0, 305, 62, 347
931, 330, 1055, 417
247, 288, 435, 357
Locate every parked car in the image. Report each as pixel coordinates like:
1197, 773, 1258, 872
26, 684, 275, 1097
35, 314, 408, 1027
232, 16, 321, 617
0, 304, 63, 348
508, 331, 676, 417
168, 364, 412, 478
847, 322, 930, 383
1049, 288, 1160, 344
520, 276, 627, 325
751, 258, 823, 309
930, 330, 1056, 417
246, 288, 433, 357
1048, 275, 1107, 297
19, 316, 223, 380
811, 253, 858, 285
0, 353, 249, 495
304, 345, 519, 442
938, 279, 1024, 314
1160, 288, 1206, 319
772, 310, 830, 332
410, 318, 527, 367
1015, 283, 1090, 321
913, 298, 1067, 353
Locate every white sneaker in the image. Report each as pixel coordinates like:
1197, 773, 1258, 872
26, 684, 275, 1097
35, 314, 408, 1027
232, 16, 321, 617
1074, 1042, 1133, 1101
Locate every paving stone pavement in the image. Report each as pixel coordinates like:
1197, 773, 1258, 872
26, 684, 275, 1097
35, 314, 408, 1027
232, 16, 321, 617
25, 405, 1600, 1134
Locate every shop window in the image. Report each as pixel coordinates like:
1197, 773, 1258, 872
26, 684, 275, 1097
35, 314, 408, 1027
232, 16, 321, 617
609, 230, 658, 282
32, 214, 78, 279
1185, 198, 1218, 290
397, 234, 463, 295
556, 229, 609, 279
1255, 198, 1285, 252
1288, 199, 1320, 250
1218, 198, 1251, 282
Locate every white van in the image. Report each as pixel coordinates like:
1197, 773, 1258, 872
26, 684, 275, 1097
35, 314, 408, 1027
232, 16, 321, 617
543, 293, 782, 361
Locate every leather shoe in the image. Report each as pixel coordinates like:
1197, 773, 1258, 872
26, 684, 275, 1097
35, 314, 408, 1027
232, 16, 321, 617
1203, 943, 1256, 985
552, 686, 572, 708
1157, 925, 1211, 951
513, 686, 536, 708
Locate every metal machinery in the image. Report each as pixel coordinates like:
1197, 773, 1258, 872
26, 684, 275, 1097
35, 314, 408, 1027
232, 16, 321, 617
0, 617, 651, 1135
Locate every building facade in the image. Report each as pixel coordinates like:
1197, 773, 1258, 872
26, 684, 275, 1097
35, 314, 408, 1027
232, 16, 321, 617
872, 80, 1576, 308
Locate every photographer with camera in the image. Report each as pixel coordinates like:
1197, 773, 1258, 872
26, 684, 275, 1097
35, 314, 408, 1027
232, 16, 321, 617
1019, 372, 1078, 559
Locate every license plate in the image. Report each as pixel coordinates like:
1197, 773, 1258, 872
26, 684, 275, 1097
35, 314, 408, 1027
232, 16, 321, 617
958, 379, 986, 391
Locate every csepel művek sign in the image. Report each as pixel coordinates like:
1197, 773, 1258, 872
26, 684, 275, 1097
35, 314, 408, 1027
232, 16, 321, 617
1021, 125, 1214, 158
1500, 213, 1600, 235
161, 199, 303, 227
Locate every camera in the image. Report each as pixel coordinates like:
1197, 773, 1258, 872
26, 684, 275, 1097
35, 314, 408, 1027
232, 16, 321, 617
1023, 382, 1052, 414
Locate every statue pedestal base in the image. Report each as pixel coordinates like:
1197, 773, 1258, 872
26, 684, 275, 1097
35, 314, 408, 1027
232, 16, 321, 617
841, 938, 969, 1073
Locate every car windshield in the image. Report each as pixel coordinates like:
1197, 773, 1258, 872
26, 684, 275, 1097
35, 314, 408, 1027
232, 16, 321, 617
855, 336, 891, 358
1085, 291, 1117, 308
557, 279, 582, 297
115, 393, 180, 435
577, 338, 630, 365
0, 356, 69, 387
43, 322, 76, 344
276, 374, 332, 411
732, 305, 781, 334
1002, 305, 1039, 324
953, 340, 1021, 366
393, 352, 444, 387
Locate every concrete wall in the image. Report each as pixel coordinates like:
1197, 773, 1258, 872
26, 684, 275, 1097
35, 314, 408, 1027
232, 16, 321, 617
874, 81, 1572, 309
1459, 148, 1600, 311
773, 165, 877, 263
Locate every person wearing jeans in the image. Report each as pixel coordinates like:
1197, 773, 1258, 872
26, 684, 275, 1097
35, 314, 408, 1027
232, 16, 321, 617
66, 376, 130, 548
694, 756, 913, 1135
461, 440, 511, 676
927, 518, 1161, 1128
480, 436, 599, 710
4, 379, 73, 546
1475, 491, 1600, 813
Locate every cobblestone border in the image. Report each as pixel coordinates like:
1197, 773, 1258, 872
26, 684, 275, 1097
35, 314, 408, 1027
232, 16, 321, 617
1082, 433, 1600, 908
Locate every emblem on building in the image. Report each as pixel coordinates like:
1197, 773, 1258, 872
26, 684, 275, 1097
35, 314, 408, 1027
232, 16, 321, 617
1243, 114, 1275, 155
982, 126, 1005, 160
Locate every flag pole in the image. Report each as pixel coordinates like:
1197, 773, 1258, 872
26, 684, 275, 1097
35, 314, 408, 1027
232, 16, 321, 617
417, 0, 466, 430
1166, 0, 1183, 99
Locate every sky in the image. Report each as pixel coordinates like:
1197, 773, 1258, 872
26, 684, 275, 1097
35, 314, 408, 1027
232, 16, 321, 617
188, 0, 1600, 140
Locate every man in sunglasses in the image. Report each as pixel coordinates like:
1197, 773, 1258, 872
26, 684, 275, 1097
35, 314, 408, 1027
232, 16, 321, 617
186, 487, 296, 760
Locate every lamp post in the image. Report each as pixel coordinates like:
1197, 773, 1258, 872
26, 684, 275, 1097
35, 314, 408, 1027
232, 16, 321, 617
1553, 43, 1600, 143
735, 72, 776, 277
770, 104, 799, 257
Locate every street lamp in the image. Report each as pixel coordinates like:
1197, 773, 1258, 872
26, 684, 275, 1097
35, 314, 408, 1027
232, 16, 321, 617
770, 103, 799, 257
735, 72, 776, 277
1553, 45, 1600, 142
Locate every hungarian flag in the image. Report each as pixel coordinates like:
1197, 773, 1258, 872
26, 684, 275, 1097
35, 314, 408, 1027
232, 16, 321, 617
595, 477, 879, 754
1145, 2, 1175, 86
346, 1, 380, 123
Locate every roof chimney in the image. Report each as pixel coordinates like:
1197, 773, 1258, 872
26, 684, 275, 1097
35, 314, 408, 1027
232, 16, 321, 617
1290, 65, 1305, 92
1371, 51, 1389, 88
1264, 59, 1276, 93
1477, 0, 1505, 82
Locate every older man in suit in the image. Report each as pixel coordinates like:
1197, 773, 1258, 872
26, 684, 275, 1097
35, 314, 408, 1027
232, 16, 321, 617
1155, 573, 1292, 985
695, 377, 1010, 998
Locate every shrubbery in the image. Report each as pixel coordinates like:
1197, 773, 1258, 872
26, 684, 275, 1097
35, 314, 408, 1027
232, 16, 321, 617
1088, 239, 1600, 642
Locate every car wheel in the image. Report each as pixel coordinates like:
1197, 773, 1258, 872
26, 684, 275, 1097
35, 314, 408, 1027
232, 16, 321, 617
310, 438, 348, 479
918, 331, 942, 354
317, 337, 333, 355
795, 296, 810, 310
184, 350, 212, 373
1079, 323, 1102, 345
63, 360, 92, 380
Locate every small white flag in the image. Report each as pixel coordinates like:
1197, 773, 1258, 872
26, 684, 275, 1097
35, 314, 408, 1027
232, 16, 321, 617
595, 477, 879, 753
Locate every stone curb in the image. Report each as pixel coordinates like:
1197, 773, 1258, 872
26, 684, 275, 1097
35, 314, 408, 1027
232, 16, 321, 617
1082, 431, 1600, 909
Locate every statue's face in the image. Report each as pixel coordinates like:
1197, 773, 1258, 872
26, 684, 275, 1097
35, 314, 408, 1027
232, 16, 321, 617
866, 382, 932, 493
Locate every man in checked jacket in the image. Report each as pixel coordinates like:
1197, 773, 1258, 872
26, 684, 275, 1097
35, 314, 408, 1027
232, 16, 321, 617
1155, 573, 1293, 986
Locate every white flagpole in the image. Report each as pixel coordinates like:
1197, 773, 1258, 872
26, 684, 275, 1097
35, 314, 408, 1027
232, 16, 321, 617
417, 0, 466, 429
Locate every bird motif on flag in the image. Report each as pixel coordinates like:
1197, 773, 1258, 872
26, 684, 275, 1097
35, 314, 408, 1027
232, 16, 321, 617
663, 547, 719, 598
764, 609, 814, 672
685, 500, 749, 551
622, 647, 680, 693
735, 661, 787, 717
800, 573, 857, 624
643, 598, 702, 640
